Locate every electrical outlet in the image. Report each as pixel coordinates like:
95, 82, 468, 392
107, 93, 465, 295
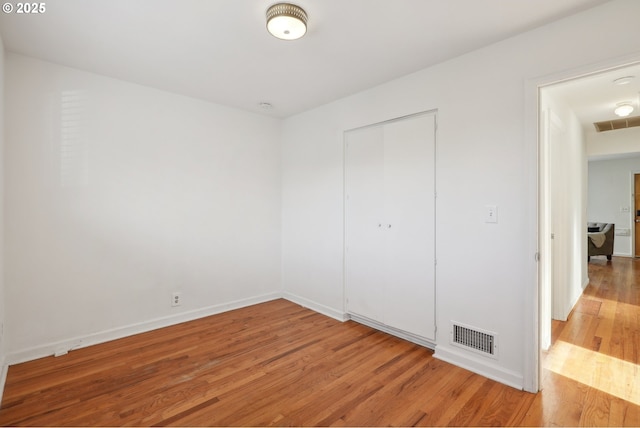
171, 292, 182, 307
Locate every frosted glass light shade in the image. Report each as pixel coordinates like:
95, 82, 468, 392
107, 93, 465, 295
266, 3, 307, 40
614, 103, 634, 117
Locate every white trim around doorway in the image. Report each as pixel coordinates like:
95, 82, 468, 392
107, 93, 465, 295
524, 52, 640, 394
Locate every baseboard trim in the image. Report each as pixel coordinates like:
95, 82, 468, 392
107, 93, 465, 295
613, 253, 633, 258
434, 344, 524, 390
6, 292, 282, 366
4, 292, 524, 394
0, 357, 7, 407
282, 292, 348, 322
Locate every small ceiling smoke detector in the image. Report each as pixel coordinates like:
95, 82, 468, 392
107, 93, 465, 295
266, 3, 308, 40
613, 76, 635, 85
614, 102, 634, 117
258, 102, 273, 110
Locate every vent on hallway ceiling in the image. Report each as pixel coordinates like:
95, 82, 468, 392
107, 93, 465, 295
593, 115, 640, 132
451, 322, 498, 359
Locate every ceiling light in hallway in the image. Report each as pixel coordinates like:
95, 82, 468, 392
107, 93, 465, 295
614, 102, 634, 117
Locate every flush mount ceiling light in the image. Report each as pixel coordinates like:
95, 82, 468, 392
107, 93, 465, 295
614, 102, 634, 117
266, 3, 307, 40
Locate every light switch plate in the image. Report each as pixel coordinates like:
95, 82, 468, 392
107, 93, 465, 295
485, 205, 498, 223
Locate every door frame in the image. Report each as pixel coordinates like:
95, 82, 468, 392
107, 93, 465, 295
632, 171, 640, 257
524, 53, 640, 393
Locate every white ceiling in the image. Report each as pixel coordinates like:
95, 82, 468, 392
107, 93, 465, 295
545, 63, 640, 131
0, 0, 611, 118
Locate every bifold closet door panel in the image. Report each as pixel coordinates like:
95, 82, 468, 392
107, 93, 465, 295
344, 125, 386, 322
382, 114, 436, 340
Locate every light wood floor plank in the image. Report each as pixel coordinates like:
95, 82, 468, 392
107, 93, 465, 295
1, 258, 639, 426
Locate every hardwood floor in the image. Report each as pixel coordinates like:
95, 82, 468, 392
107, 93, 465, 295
0, 257, 638, 426
524, 256, 640, 427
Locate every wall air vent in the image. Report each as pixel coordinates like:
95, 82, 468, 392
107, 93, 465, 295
451, 322, 498, 359
594, 115, 640, 132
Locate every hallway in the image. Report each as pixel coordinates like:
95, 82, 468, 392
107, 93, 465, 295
523, 257, 640, 425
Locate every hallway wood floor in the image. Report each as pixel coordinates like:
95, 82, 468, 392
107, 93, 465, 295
0, 257, 638, 426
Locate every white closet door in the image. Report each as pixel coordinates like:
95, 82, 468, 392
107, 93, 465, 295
382, 114, 436, 339
344, 112, 436, 342
344, 125, 385, 321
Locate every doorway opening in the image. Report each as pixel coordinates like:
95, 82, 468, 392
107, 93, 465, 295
537, 60, 640, 393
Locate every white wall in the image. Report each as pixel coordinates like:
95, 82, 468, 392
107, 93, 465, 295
588, 155, 640, 256
542, 93, 588, 322
281, 0, 640, 390
4, 54, 282, 362
587, 127, 640, 157
586, 126, 640, 257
